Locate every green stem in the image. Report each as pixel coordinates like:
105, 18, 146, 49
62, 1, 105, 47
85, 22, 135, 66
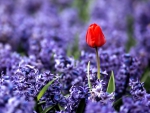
95, 47, 100, 79
87, 61, 92, 91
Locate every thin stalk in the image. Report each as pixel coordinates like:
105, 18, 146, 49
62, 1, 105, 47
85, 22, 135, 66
87, 61, 92, 91
95, 47, 100, 79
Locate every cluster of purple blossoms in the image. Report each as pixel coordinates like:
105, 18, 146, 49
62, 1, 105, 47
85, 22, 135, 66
64, 86, 89, 113
85, 101, 116, 113
39, 75, 67, 111
0, 79, 35, 113
89, 80, 114, 104
120, 79, 150, 113
115, 54, 142, 99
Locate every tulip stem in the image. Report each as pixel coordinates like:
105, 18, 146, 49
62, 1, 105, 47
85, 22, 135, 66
95, 47, 100, 79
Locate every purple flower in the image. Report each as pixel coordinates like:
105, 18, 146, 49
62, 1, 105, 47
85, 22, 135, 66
85, 101, 116, 113
89, 80, 114, 104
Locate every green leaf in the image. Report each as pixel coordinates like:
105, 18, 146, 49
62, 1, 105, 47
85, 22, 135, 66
113, 97, 123, 111
64, 94, 70, 98
41, 105, 55, 113
37, 77, 58, 101
113, 95, 130, 111
34, 99, 43, 113
76, 99, 86, 113
87, 61, 92, 91
58, 104, 64, 110
141, 67, 150, 92
141, 67, 150, 82
37, 101, 46, 105
107, 71, 115, 93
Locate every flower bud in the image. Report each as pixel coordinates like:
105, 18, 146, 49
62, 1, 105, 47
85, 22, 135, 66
86, 23, 106, 48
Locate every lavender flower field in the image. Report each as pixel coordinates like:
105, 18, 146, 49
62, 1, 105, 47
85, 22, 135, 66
0, 0, 150, 113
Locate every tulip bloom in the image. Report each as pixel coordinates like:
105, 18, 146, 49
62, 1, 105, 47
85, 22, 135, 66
86, 23, 106, 48
86, 23, 106, 80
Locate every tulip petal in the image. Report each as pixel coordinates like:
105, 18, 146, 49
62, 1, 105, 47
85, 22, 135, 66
86, 28, 93, 47
94, 26, 101, 46
89, 27, 94, 47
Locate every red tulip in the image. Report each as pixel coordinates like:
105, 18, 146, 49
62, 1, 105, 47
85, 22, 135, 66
86, 23, 106, 79
86, 23, 106, 48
